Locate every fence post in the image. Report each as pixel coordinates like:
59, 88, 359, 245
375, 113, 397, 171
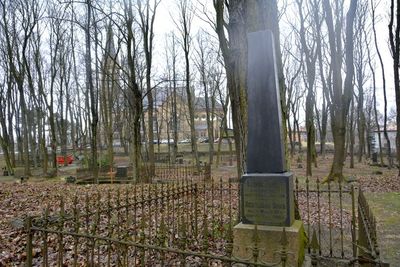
205, 163, 211, 182
306, 176, 310, 253
351, 185, 357, 261
58, 197, 65, 267
26, 216, 33, 267
310, 229, 319, 267
194, 183, 198, 237
358, 187, 369, 262
316, 177, 321, 256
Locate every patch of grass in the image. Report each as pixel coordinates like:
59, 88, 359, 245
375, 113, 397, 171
364, 192, 400, 265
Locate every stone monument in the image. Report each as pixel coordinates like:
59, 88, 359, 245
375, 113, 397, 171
232, 30, 305, 266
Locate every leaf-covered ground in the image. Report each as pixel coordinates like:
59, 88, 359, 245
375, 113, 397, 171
291, 155, 400, 265
1, 155, 399, 266
0, 182, 134, 265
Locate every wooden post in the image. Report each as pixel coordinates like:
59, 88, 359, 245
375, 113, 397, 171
26, 216, 33, 267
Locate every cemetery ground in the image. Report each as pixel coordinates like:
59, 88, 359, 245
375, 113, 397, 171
0, 147, 400, 265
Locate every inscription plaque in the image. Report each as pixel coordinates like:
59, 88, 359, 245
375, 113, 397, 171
241, 173, 294, 226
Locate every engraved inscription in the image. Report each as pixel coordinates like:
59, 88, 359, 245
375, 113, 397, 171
243, 178, 287, 225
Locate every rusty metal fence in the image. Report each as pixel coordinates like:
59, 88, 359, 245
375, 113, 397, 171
141, 163, 211, 183
25, 180, 289, 266
357, 188, 388, 266
24, 176, 386, 266
294, 177, 388, 266
76, 163, 211, 184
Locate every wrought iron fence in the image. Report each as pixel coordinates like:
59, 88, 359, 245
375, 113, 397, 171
294, 177, 356, 260
294, 177, 388, 266
76, 163, 211, 184
141, 163, 211, 183
23, 175, 386, 266
25, 180, 289, 266
357, 188, 388, 266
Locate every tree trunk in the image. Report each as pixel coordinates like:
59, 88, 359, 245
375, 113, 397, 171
324, 0, 357, 182
124, 0, 143, 182
138, 0, 159, 176
177, 0, 200, 171
349, 99, 355, 168
389, 0, 400, 175
85, 0, 99, 182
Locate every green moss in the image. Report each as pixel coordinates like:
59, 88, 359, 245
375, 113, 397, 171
297, 222, 308, 267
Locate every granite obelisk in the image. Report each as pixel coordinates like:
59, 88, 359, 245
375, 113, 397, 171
233, 30, 305, 266
241, 30, 294, 227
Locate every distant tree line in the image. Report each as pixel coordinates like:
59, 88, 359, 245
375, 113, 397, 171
0, 0, 399, 181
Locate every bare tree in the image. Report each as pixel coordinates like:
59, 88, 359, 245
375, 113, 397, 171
315, 9, 332, 159
371, 0, 392, 168
0, 70, 13, 173
365, 34, 384, 165
1, 0, 41, 176
349, 96, 356, 168
174, 0, 200, 170
389, 0, 400, 174
84, 0, 99, 181
164, 33, 180, 163
353, 0, 369, 163
295, 0, 321, 175
99, 22, 120, 171
323, 0, 358, 182
137, 0, 160, 175
194, 30, 217, 164
282, 34, 302, 158
122, 0, 143, 182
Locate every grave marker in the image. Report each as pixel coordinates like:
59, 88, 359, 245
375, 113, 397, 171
241, 30, 294, 227
233, 30, 305, 266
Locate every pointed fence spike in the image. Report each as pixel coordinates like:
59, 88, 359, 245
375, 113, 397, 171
311, 229, 319, 252
202, 213, 209, 252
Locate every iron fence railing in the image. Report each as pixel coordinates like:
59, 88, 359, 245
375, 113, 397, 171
295, 177, 389, 266
22, 175, 386, 266
294, 177, 355, 260
357, 188, 388, 266
25, 180, 290, 266
76, 163, 211, 184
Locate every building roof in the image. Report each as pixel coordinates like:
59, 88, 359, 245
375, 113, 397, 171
143, 86, 223, 112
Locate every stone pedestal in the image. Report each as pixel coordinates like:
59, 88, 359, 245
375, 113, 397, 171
233, 221, 306, 267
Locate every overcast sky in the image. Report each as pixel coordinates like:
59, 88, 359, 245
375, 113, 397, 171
150, 0, 396, 122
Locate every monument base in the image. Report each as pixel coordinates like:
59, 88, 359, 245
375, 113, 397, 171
233, 221, 306, 267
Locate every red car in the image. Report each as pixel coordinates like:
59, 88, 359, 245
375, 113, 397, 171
57, 155, 74, 165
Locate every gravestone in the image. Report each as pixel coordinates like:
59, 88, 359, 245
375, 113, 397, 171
232, 30, 305, 266
116, 166, 128, 180
372, 152, 378, 164
241, 29, 294, 227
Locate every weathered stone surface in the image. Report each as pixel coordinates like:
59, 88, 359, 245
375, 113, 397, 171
246, 30, 285, 173
240, 173, 294, 226
233, 221, 306, 267
234, 30, 303, 265
116, 166, 128, 178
